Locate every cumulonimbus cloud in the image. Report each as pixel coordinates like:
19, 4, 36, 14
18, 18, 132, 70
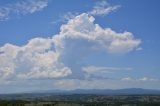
0, 13, 141, 80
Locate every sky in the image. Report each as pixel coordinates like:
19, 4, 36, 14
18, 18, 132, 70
0, 0, 160, 93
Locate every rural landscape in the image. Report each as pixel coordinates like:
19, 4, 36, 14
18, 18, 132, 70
1, 94, 160, 106
0, 89, 160, 106
0, 0, 160, 106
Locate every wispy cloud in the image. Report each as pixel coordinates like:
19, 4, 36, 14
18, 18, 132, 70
82, 66, 132, 74
0, 7, 10, 21
88, 1, 120, 16
52, 1, 120, 25
82, 66, 132, 79
0, 0, 49, 21
121, 77, 159, 82
51, 12, 79, 25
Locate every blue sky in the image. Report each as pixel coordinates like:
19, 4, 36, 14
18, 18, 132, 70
0, 0, 160, 93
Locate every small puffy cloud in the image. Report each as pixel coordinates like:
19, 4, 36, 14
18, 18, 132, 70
88, 1, 120, 16
0, 0, 49, 21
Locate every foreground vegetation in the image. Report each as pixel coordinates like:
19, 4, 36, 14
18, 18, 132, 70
0, 94, 160, 106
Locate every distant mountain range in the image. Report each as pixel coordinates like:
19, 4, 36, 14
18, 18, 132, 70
28, 88, 160, 95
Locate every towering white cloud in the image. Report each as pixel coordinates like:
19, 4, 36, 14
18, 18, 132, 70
0, 13, 141, 81
53, 13, 141, 78
54, 13, 141, 54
